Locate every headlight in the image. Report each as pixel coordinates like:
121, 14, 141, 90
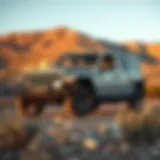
52, 80, 63, 90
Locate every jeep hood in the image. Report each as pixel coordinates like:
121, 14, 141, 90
22, 67, 94, 80
63, 67, 94, 77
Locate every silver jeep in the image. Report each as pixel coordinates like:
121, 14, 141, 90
18, 51, 145, 117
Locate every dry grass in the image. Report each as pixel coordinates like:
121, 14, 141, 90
0, 112, 41, 150
115, 105, 160, 146
20, 152, 52, 160
146, 86, 160, 98
0, 113, 27, 149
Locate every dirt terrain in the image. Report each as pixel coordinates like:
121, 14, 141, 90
1, 97, 160, 120
0, 97, 160, 160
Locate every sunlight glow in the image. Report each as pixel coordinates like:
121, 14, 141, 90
38, 60, 48, 70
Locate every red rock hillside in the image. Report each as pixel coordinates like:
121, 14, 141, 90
0, 27, 104, 74
0, 26, 159, 95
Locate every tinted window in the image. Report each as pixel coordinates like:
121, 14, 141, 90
56, 54, 98, 68
100, 54, 116, 70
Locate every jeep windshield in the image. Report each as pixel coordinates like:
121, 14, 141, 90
56, 54, 98, 68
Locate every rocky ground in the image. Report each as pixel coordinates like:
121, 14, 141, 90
0, 98, 160, 160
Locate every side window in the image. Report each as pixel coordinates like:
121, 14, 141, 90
100, 54, 115, 71
118, 52, 140, 72
128, 54, 141, 71
118, 52, 128, 71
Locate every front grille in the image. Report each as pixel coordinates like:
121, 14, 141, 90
31, 86, 48, 91
25, 73, 62, 86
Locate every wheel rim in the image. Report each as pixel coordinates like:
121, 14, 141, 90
20, 103, 38, 117
27, 104, 37, 115
74, 89, 94, 113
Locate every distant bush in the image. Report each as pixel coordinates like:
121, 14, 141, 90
0, 114, 26, 150
116, 106, 160, 146
0, 113, 40, 150
146, 86, 160, 97
20, 152, 52, 160
115, 109, 145, 145
0, 113, 62, 160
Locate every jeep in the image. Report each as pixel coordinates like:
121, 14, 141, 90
17, 51, 145, 117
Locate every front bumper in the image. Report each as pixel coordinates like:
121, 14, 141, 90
20, 88, 65, 104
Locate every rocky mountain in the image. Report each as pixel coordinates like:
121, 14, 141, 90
0, 26, 159, 88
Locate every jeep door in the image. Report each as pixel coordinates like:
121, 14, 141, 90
94, 54, 132, 98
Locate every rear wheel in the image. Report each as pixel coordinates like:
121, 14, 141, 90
64, 85, 98, 117
128, 98, 143, 111
127, 85, 144, 111
18, 99, 45, 118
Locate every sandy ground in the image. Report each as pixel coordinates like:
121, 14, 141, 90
0, 97, 160, 160
0, 97, 160, 129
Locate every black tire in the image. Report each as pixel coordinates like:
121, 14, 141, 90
127, 85, 144, 111
64, 84, 98, 117
18, 99, 45, 118
128, 99, 142, 111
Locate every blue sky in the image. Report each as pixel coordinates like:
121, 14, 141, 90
0, 0, 159, 42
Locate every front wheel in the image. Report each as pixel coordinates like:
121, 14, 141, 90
64, 85, 98, 117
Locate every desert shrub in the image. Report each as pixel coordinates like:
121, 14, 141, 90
146, 86, 160, 97
0, 113, 63, 159
116, 109, 146, 145
153, 87, 160, 96
0, 113, 40, 150
143, 106, 160, 145
0, 113, 27, 150
20, 152, 52, 160
116, 106, 160, 146
23, 129, 63, 160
